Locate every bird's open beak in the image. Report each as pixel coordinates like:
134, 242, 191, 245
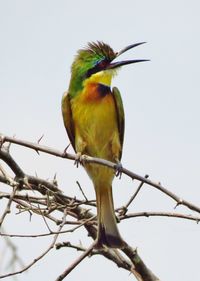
106, 42, 149, 70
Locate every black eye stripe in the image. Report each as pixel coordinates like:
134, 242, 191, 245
86, 59, 110, 78
86, 64, 101, 78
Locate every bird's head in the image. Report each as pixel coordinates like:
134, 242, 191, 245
69, 41, 147, 94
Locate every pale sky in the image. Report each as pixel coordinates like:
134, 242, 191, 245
1, 1, 200, 281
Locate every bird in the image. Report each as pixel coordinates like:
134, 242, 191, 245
62, 41, 147, 248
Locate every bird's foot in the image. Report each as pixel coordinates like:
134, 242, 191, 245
115, 161, 123, 179
74, 152, 82, 168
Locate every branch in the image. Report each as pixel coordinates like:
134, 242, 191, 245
119, 211, 200, 223
123, 245, 160, 281
1, 228, 26, 273
55, 241, 133, 275
117, 175, 149, 215
0, 209, 68, 279
0, 185, 18, 227
1, 134, 200, 214
1, 133, 200, 280
55, 241, 97, 281
0, 148, 24, 178
55, 240, 160, 281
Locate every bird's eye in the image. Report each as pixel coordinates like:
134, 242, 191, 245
98, 59, 109, 69
85, 59, 110, 78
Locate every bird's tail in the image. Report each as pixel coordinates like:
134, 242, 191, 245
94, 183, 125, 248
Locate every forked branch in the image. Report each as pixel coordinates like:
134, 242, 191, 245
0, 133, 200, 281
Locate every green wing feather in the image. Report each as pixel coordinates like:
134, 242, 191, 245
112, 87, 125, 160
61, 91, 76, 152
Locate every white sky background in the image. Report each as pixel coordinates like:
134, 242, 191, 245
0, 1, 200, 280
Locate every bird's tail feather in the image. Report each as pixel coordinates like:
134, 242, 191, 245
95, 183, 125, 248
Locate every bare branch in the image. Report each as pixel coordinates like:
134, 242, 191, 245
76, 181, 88, 201
55, 241, 97, 281
119, 211, 200, 223
0, 148, 24, 178
1, 134, 200, 214
118, 175, 149, 215
123, 245, 160, 281
0, 185, 18, 227
0, 209, 68, 279
1, 133, 200, 280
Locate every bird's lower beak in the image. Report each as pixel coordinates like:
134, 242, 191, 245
106, 59, 149, 69
106, 42, 149, 70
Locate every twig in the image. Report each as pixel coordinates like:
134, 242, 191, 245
0, 216, 95, 239
126, 175, 149, 206
118, 175, 149, 214
55, 241, 98, 254
119, 211, 200, 223
76, 181, 88, 201
0, 185, 18, 227
55, 240, 96, 281
122, 245, 160, 281
0, 209, 68, 279
2, 232, 25, 271
0, 148, 24, 178
0, 164, 17, 187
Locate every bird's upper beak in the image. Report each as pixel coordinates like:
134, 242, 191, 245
106, 42, 149, 70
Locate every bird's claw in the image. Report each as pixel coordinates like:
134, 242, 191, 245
115, 161, 123, 179
74, 152, 82, 168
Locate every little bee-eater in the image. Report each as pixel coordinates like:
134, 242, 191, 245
62, 41, 147, 248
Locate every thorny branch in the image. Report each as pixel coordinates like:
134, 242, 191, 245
0, 134, 200, 281
1, 134, 200, 213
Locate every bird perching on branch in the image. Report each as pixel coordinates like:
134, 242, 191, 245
62, 41, 148, 248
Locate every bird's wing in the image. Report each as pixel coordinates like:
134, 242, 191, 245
61, 91, 76, 151
112, 87, 125, 159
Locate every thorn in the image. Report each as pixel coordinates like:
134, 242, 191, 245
53, 173, 58, 186
29, 211, 32, 222
37, 134, 44, 144
174, 199, 182, 209
35, 149, 40, 155
64, 143, 71, 154
174, 203, 178, 209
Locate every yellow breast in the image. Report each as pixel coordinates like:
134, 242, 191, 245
71, 82, 120, 161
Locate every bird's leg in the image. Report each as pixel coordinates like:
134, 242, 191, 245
110, 133, 123, 178
74, 152, 82, 168
74, 136, 87, 168
114, 158, 123, 179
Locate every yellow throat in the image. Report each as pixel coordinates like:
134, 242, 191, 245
83, 69, 117, 88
